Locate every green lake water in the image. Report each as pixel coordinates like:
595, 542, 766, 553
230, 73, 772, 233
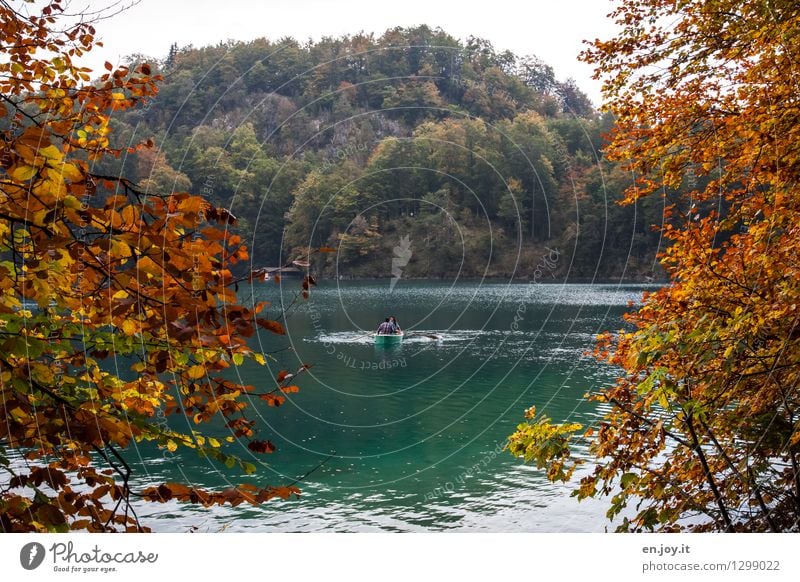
129, 280, 653, 532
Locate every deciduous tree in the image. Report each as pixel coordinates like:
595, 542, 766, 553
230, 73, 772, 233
0, 0, 309, 532
510, 0, 800, 532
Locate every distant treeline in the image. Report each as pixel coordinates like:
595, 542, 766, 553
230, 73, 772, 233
101, 26, 675, 280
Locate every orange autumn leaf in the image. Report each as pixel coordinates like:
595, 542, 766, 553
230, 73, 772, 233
247, 440, 276, 454
510, 0, 800, 534
0, 1, 311, 533
256, 318, 285, 335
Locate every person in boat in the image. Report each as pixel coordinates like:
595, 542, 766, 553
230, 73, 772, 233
389, 316, 401, 334
376, 318, 394, 335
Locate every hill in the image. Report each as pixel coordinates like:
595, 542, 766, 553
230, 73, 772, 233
104, 26, 667, 281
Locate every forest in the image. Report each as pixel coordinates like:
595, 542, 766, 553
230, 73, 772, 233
3, 0, 799, 535
102, 27, 667, 281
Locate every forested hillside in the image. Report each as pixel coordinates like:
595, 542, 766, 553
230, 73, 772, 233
106, 26, 667, 280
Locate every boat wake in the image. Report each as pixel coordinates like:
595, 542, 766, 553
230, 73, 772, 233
303, 329, 603, 366
307, 329, 503, 345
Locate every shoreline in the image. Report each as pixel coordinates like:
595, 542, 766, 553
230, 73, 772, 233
280, 274, 668, 285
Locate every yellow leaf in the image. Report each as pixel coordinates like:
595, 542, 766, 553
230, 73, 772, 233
63, 195, 82, 209
111, 240, 132, 258
39, 144, 63, 161
121, 319, 138, 335
31, 364, 55, 385
35, 171, 67, 198
11, 165, 37, 181
187, 364, 205, 379
58, 162, 83, 182
166, 440, 177, 452
121, 205, 138, 225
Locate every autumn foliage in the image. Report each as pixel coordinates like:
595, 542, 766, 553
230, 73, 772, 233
510, 1, 800, 531
0, 1, 307, 532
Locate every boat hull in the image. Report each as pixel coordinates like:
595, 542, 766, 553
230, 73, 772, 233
374, 332, 403, 346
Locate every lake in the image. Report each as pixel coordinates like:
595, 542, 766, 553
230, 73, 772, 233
130, 280, 653, 532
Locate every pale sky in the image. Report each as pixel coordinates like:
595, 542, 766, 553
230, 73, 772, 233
79, 0, 619, 104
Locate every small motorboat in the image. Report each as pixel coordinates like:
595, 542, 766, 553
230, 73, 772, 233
374, 331, 404, 346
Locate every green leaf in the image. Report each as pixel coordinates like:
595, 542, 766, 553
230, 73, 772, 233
620, 472, 638, 489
